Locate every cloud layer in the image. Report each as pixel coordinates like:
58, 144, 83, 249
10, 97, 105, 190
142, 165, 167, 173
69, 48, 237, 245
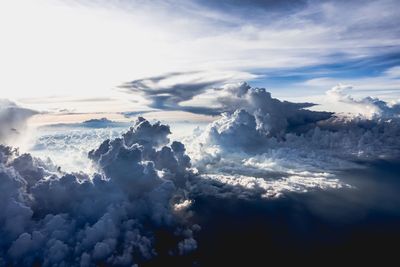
2, 82, 400, 265
0, 118, 198, 266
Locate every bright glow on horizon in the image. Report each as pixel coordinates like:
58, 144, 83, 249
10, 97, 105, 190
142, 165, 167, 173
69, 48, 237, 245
0, 0, 399, 119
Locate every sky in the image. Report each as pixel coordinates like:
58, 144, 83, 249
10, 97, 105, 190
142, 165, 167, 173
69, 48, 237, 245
1, 0, 399, 123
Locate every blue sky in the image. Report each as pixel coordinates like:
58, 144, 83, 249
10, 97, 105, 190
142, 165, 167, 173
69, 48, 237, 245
1, 0, 399, 122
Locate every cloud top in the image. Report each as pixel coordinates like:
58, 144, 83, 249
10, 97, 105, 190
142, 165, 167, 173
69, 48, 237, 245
0, 117, 197, 266
327, 84, 400, 119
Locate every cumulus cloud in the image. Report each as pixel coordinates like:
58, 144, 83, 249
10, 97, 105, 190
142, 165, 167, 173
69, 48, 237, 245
0, 100, 38, 145
212, 82, 333, 137
116, 81, 366, 197
0, 118, 197, 266
190, 82, 400, 157
183, 83, 400, 199
327, 84, 400, 119
30, 126, 125, 173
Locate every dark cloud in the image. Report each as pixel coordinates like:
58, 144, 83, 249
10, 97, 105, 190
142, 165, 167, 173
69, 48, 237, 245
195, 0, 307, 13
188, 163, 400, 266
44, 118, 129, 129
0, 118, 197, 266
121, 110, 155, 118
81, 118, 126, 128
119, 72, 225, 115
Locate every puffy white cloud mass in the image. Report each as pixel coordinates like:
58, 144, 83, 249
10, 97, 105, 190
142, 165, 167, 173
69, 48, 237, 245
211, 82, 333, 137
0, 118, 197, 266
189, 82, 400, 158
326, 84, 400, 119
31, 127, 125, 173
184, 83, 400, 199
0, 99, 38, 145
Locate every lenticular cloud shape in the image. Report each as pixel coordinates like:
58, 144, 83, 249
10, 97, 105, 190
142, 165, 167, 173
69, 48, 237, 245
0, 118, 197, 266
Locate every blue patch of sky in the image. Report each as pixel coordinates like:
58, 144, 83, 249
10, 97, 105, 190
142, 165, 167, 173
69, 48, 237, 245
248, 52, 400, 92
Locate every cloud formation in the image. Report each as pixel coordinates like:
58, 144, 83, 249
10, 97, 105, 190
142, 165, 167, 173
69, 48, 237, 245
0, 100, 38, 145
3, 82, 400, 265
327, 84, 400, 119
184, 83, 400, 199
120, 71, 256, 115
189, 82, 400, 157
2, 0, 399, 114
0, 118, 198, 266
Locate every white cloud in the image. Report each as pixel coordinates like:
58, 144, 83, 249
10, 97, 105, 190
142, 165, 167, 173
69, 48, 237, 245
301, 66, 400, 99
325, 84, 400, 118
0, 118, 196, 266
183, 83, 400, 199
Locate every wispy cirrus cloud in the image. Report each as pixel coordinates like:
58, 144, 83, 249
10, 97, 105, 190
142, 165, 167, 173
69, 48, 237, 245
119, 71, 257, 115
1, 0, 399, 115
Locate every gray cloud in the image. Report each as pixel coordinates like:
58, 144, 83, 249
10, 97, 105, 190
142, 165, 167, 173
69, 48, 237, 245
119, 72, 225, 115
193, 0, 307, 18
44, 117, 129, 129
119, 73, 332, 123
0, 117, 197, 266
0, 100, 38, 145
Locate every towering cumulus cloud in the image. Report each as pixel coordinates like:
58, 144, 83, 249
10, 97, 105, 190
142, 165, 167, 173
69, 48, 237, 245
0, 100, 37, 145
213, 82, 333, 138
327, 84, 400, 119
186, 83, 400, 198
0, 118, 197, 266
